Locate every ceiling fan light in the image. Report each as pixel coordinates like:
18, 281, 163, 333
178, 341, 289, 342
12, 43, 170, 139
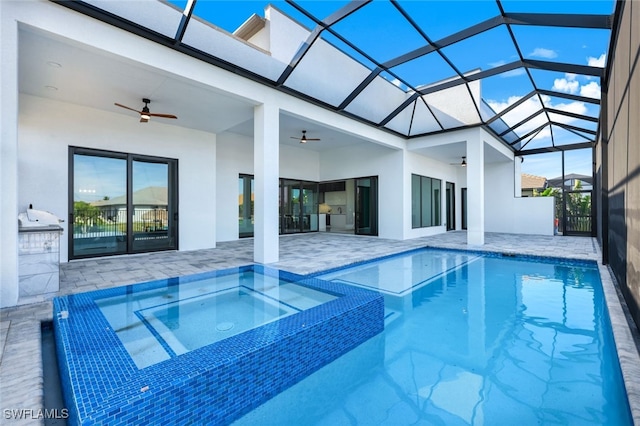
140, 114, 151, 120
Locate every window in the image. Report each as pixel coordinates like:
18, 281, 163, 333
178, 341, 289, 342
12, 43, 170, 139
411, 174, 442, 228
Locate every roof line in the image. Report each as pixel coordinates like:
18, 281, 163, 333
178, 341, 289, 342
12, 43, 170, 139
276, 0, 371, 86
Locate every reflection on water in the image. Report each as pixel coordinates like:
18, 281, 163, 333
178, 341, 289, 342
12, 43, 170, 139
236, 256, 631, 425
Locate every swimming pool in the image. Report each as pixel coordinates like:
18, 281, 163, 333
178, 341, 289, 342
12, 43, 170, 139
54, 265, 384, 424
236, 250, 632, 425
54, 248, 632, 425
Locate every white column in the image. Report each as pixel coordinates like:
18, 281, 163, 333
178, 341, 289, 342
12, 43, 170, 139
466, 138, 485, 245
0, 12, 19, 307
253, 103, 279, 264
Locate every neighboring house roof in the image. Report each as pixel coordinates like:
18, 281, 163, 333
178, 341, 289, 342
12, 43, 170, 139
521, 173, 547, 190
547, 173, 593, 188
91, 186, 167, 207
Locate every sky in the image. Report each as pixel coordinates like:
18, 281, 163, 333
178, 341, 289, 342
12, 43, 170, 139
172, 0, 612, 179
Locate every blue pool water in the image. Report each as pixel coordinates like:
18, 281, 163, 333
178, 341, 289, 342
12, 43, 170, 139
236, 251, 632, 425
96, 271, 337, 368
54, 265, 383, 424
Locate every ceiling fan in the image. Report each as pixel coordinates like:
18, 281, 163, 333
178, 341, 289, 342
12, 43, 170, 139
450, 156, 467, 167
114, 98, 177, 123
290, 130, 321, 144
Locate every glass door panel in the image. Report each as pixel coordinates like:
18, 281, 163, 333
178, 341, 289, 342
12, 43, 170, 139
355, 177, 378, 235
281, 180, 300, 234
132, 159, 176, 252
446, 182, 455, 231
302, 182, 319, 232
72, 153, 127, 258
461, 188, 468, 230
238, 175, 254, 238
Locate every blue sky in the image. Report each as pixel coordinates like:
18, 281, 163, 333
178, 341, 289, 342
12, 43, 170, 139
173, 0, 613, 179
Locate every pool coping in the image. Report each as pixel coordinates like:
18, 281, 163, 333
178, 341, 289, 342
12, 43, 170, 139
53, 264, 384, 425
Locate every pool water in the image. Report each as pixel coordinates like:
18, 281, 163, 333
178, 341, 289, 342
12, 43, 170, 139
236, 253, 632, 425
54, 265, 383, 424
316, 248, 480, 295
96, 271, 337, 368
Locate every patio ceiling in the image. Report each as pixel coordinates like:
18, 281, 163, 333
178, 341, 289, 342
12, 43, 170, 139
51, 0, 614, 155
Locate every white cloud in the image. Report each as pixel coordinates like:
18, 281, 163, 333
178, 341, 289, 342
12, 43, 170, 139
580, 81, 601, 99
552, 73, 579, 94
553, 100, 588, 116
530, 48, 558, 59
488, 60, 526, 78
587, 53, 606, 67
501, 68, 526, 78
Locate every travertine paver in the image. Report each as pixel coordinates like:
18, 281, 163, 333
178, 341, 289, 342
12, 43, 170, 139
0, 231, 637, 425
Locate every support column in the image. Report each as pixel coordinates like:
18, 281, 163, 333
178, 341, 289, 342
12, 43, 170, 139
0, 12, 19, 307
253, 103, 279, 264
466, 138, 485, 245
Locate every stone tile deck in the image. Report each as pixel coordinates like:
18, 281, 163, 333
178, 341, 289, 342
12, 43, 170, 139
1, 232, 638, 424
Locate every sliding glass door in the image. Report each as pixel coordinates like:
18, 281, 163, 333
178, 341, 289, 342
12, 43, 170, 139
70, 147, 177, 259
355, 177, 378, 236
446, 182, 455, 231
238, 175, 254, 238
281, 179, 319, 234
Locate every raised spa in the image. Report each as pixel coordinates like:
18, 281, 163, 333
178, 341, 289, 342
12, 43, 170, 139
54, 265, 383, 425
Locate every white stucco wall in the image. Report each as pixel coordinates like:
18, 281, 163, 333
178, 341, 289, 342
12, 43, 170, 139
320, 143, 404, 239
484, 161, 554, 235
18, 95, 217, 262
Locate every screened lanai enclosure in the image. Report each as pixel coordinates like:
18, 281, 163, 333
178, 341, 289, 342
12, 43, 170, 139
56, 0, 611, 237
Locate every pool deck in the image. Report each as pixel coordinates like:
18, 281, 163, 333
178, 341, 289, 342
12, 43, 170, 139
1, 231, 639, 425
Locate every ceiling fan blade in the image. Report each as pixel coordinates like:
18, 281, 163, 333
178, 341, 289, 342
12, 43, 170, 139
306, 138, 321, 141
148, 113, 178, 119
114, 103, 142, 114
290, 136, 301, 140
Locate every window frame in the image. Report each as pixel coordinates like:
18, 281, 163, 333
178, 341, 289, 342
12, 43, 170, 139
411, 173, 442, 229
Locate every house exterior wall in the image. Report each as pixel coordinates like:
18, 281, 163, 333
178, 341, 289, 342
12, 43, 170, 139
404, 150, 456, 238
18, 95, 217, 263
320, 143, 404, 240
484, 161, 554, 235
215, 131, 321, 242
0, 0, 557, 307
598, 0, 640, 327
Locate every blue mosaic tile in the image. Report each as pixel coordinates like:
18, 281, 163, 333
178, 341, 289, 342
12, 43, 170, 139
54, 265, 384, 425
